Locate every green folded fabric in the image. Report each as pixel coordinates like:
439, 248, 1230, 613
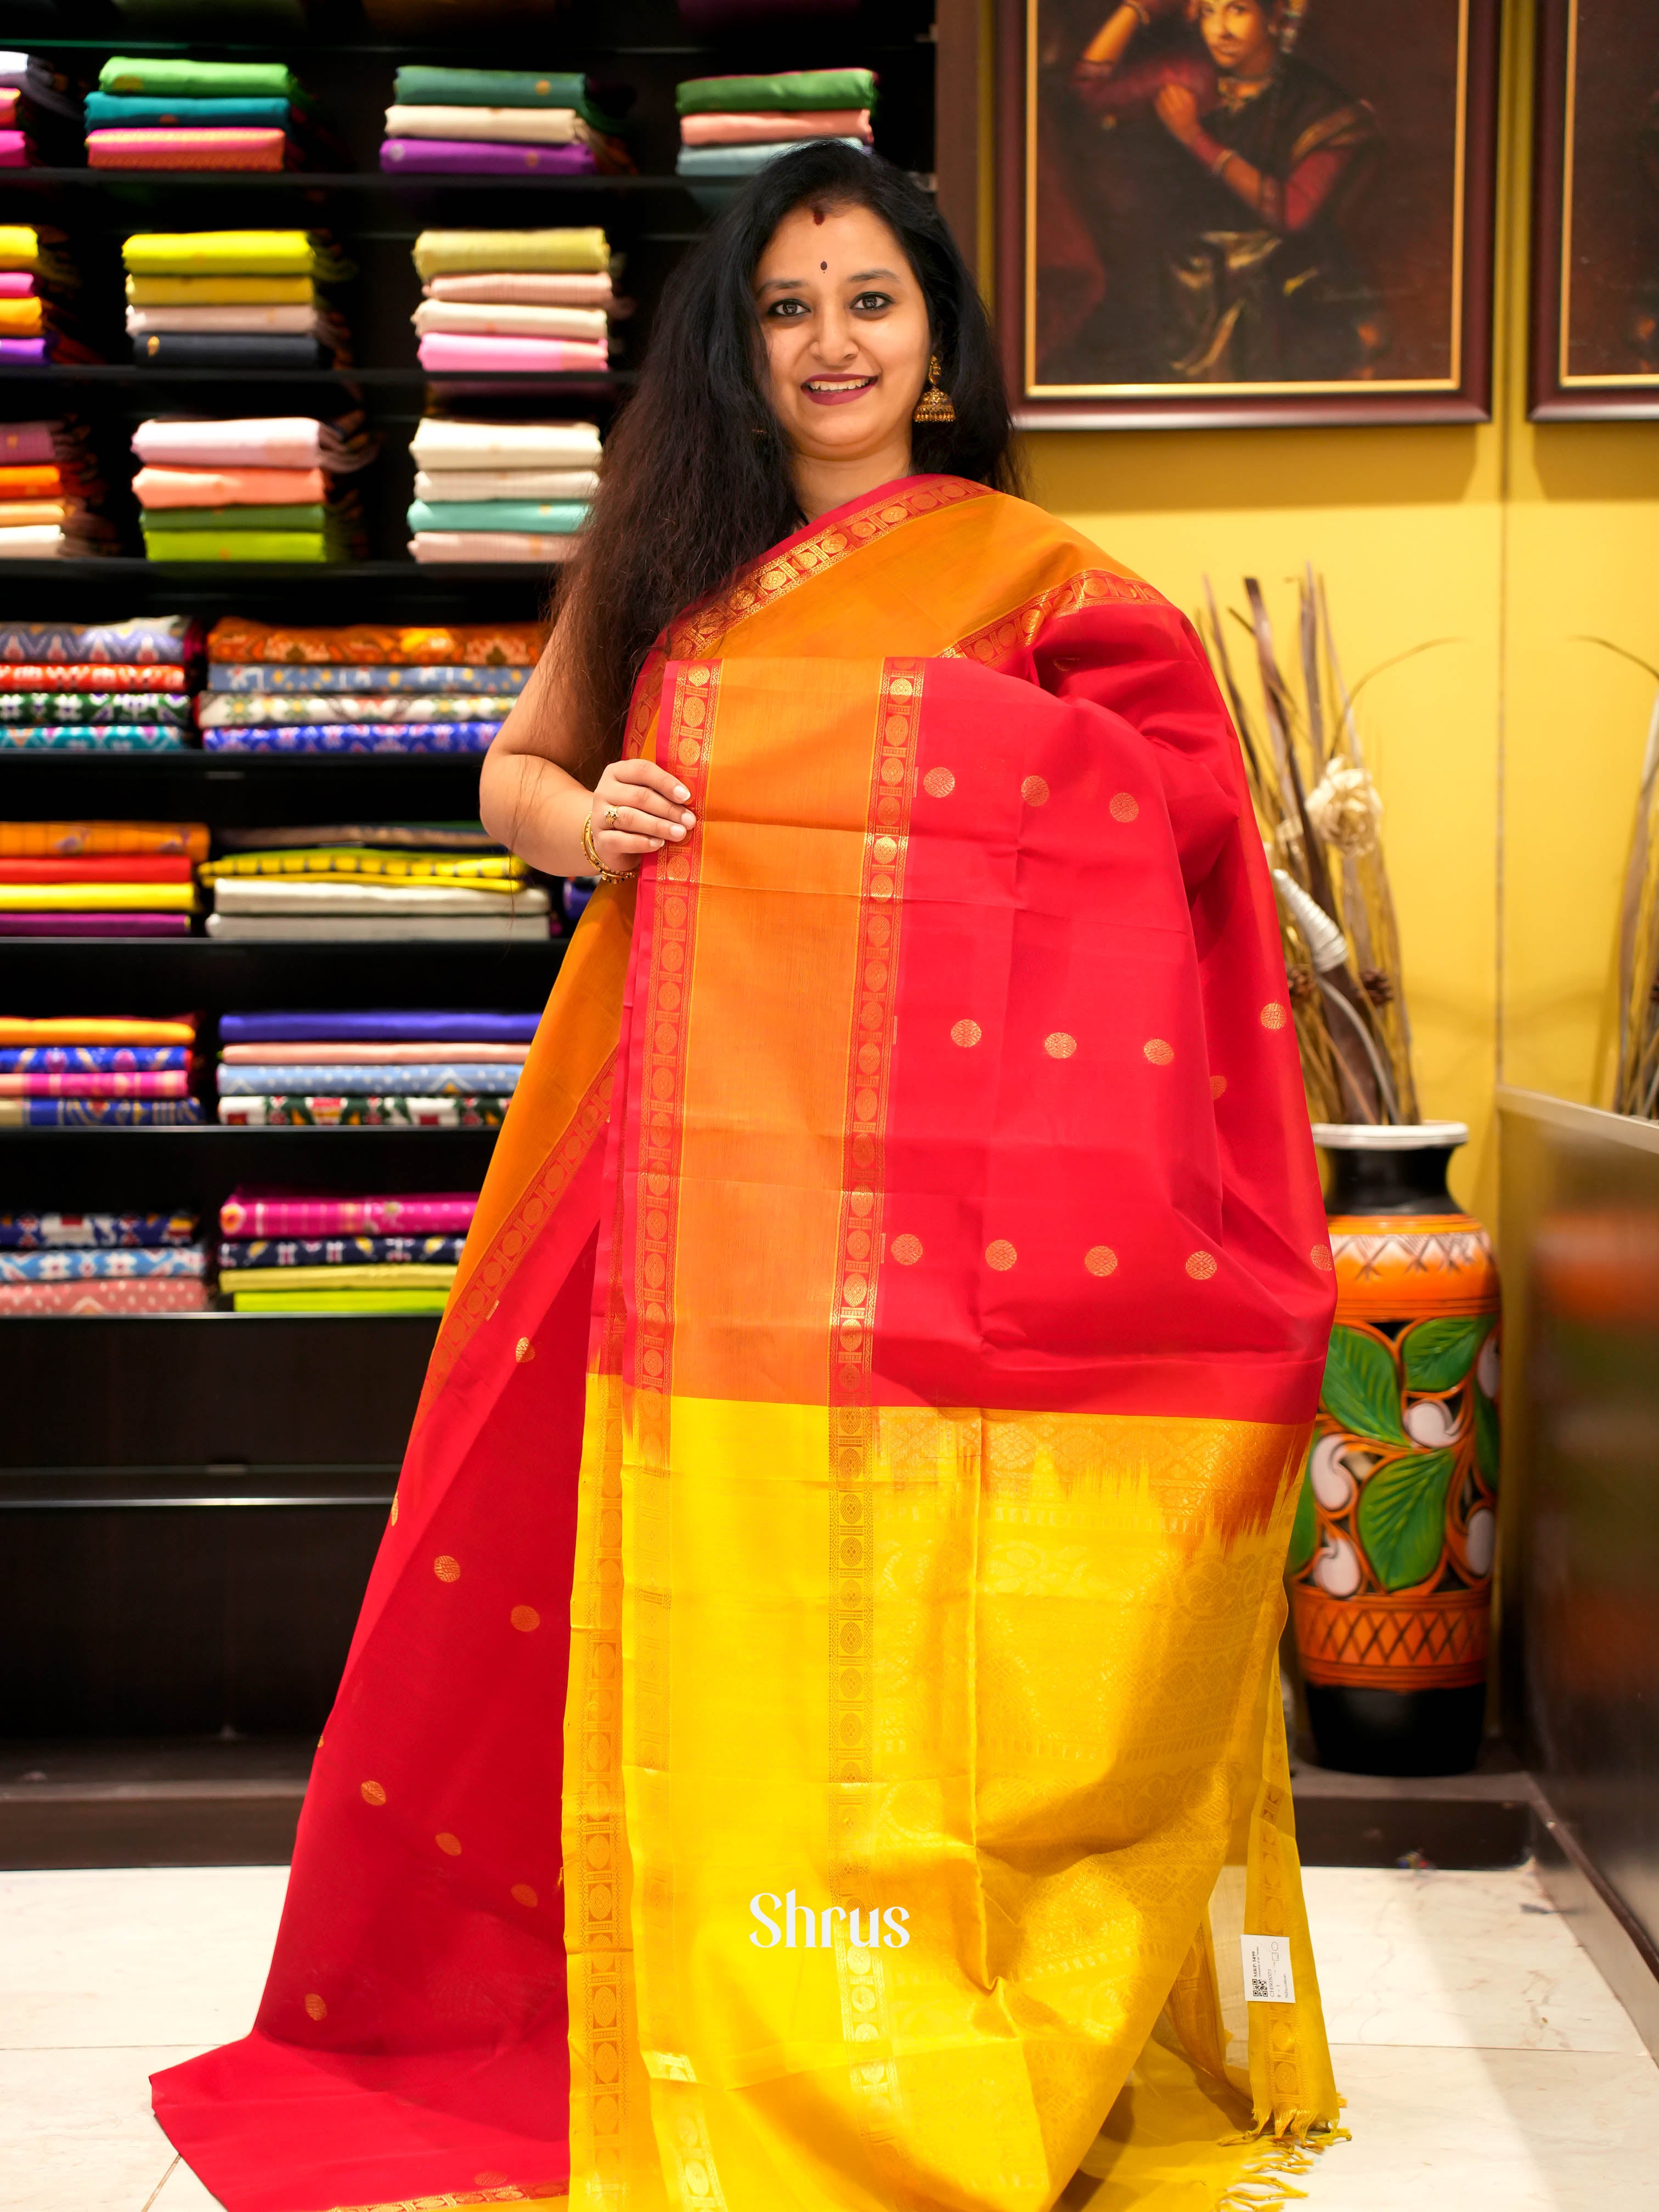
393, 66, 586, 109
142, 530, 331, 562
143, 504, 328, 533
676, 68, 878, 116
232, 1287, 449, 1313
406, 499, 589, 535
99, 57, 300, 100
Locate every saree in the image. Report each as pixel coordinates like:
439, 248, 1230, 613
153, 476, 1342, 2212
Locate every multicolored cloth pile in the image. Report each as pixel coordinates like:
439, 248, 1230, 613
407, 414, 600, 565
0, 416, 116, 556
215, 1012, 534, 1130
410, 227, 614, 375
218, 1186, 479, 1313
0, 1014, 204, 1126
381, 65, 631, 178
87, 57, 318, 172
123, 229, 352, 370
199, 825, 547, 941
198, 616, 543, 754
132, 413, 375, 563
0, 229, 97, 368
0, 52, 83, 168
0, 622, 199, 752
675, 67, 876, 177
0, 1204, 207, 1313
0, 816, 206, 934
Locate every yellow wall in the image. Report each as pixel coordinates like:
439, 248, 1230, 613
1011, 0, 1659, 1224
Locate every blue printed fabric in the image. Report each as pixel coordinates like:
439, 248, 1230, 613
0, 617, 194, 665
201, 724, 495, 754
217, 1062, 522, 1096
207, 664, 528, 695
0, 1210, 199, 1248
0, 1245, 207, 1282
0, 728, 190, 752
1, 1098, 205, 1125
0, 1046, 188, 1073
220, 1009, 538, 1043
218, 1233, 468, 1269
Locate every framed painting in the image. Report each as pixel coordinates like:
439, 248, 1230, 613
1531, 0, 1659, 419
995, 0, 1499, 427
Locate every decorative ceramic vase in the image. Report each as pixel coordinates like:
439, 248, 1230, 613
1288, 1122, 1500, 1776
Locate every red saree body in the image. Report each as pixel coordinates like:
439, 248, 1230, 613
153, 477, 1338, 2212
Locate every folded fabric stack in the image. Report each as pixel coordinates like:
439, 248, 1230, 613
0, 1013, 203, 1127
410, 227, 614, 378
0, 1204, 208, 1314
0, 415, 116, 556
199, 616, 543, 754
0, 620, 199, 753
123, 229, 352, 370
87, 57, 317, 172
132, 413, 375, 564
675, 67, 876, 177
200, 831, 547, 941
218, 1183, 480, 1313
407, 414, 600, 565
382, 65, 632, 179
0, 52, 83, 170
1, 815, 206, 933
216, 1011, 534, 1132
0, 228, 96, 367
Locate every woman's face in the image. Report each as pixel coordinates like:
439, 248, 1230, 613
1197, 0, 1278, 74
753, 201, 933, 469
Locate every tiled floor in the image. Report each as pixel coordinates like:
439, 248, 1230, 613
1, 1859, 1654, 2210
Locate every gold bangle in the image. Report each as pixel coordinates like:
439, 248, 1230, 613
581, 810, 628, 884
1210, 145, 1236, 179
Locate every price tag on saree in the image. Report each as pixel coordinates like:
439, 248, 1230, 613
1240, 1933, 1296, 2005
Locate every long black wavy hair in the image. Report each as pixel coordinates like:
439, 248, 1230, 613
558, 142, 1021, 770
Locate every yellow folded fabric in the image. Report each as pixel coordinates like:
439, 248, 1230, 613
232, 1287, 450, 1313
0, 883, 198, 911
0, 297, 43, 335
219, 1263, 458, 1292
126, 274, 317, 306
199, 848, 527, 887
0, 500, 70, 526
0, 1017, 195, 1044
123, 230, 319, 277
411, 228, 610, 280
0, 226, 43, 273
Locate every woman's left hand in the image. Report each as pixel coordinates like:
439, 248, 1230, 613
1154, 83, 1202, 144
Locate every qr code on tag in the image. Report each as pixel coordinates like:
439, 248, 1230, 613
1240, 1933, 1296, 2005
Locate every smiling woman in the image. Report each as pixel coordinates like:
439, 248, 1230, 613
153, 141, 1346, 2212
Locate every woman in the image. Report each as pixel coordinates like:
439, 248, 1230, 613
1049, 0, 1380, 382
154, 145, 1342, 2212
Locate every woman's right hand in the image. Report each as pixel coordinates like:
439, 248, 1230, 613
588, 757, 698, 877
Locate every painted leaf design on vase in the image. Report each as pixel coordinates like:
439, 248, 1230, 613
1401, 1313, 1493, 1393
1286, 1457, 1318, 1575
1474, 1381, 1499, 1490
1320, 1324, 1408, 1446
1355, 1447, 1455, 1591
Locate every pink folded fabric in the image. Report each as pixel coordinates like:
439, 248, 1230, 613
415, 333, 609, 373
0, 1069, 190, 1097
679, 109, 872, 146
134, 465, 327, 509
0, 132, 30, 167
133, 419, 326, 470
0, 272, 35, 298
87, 127, 291, 172
0, 422, 57, 464
0, 1278, 210, 1314
0, 913, 191, 936
426, 273, 615, 307
410, 530, 579, 563
221, 1041, 527, 1065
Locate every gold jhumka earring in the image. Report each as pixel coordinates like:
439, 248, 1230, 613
912, 355, 956, 423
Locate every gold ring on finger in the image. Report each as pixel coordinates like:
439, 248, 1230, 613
603, 806, 620, 827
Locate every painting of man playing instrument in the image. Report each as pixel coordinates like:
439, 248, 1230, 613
1008, 0, 1496, 422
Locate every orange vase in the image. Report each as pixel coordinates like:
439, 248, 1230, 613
1289, 1122, 1500, 1775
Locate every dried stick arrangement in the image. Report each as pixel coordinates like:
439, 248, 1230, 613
1612, 687, 1659, 1119
1201, 569, 1420, 1126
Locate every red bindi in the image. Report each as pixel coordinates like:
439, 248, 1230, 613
812, 208, 825, 224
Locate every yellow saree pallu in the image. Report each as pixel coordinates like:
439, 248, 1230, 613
153, 477, 1341, 2212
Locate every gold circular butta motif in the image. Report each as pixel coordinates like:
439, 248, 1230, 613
389, 1495, 398, 1524
950, 1018, 982, 1048
986, 1240, 1018, 1271
433, 1554, 460, 1583
1044, 1031, 1077, 1058
1084, 1245, 1118, 1277
1310, 1244, 1334, 1272
922, 766, 956, 797
891, 1233, 923, 1266
1143, 1039, 1175, 1065
436, 1831, 462, 1857
510, 1605, 541, 1633
1185, 1251, 1219, 1280
303, 1992, 328, 2022
511, 1883, 539, 1909
1021, 775, 1049, 806
1109, 791, 1139, 822
360, 1779, 386, 1807
1261, 1001, 1289, 1030
1210, 1074, 1227, 1099
515, 1335, 535, 1363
